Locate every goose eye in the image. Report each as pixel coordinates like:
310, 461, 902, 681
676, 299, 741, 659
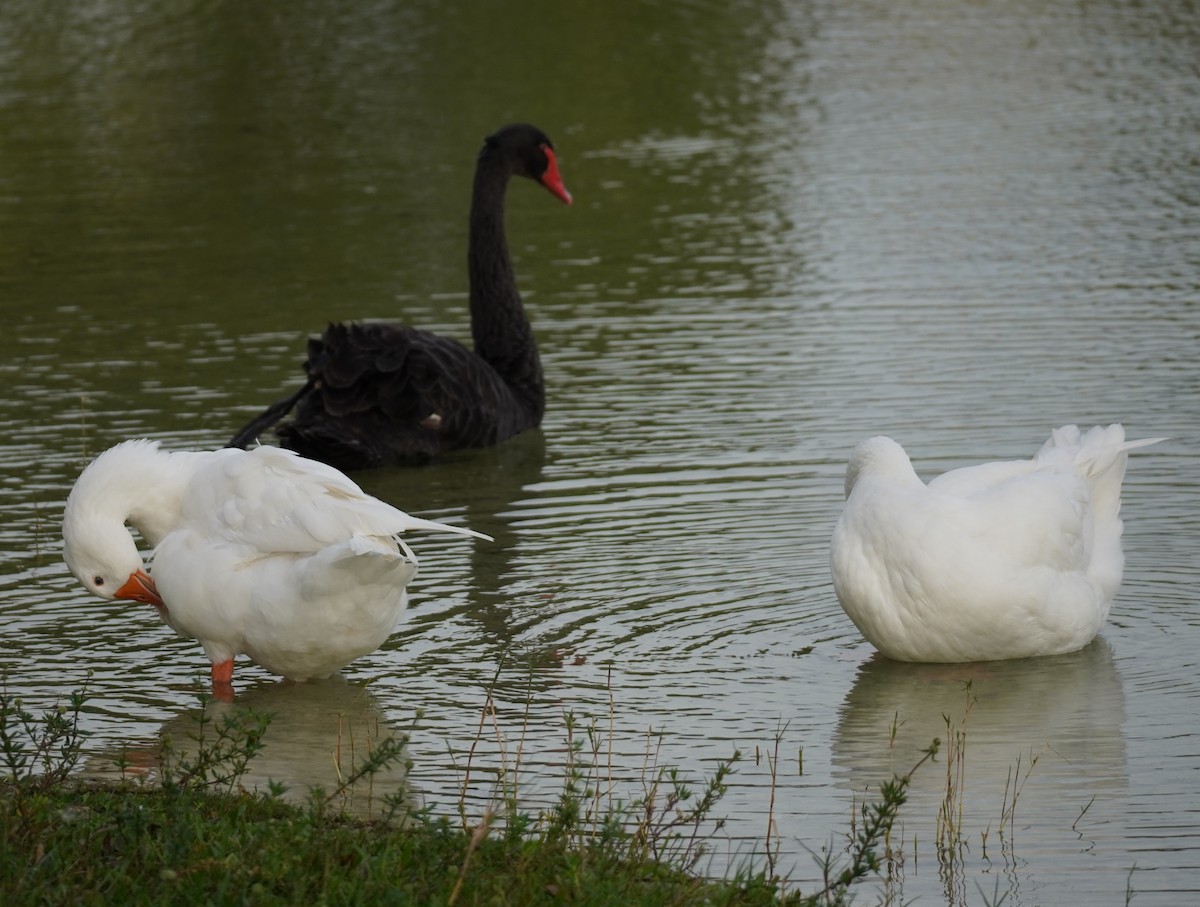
94, 576, 105, 587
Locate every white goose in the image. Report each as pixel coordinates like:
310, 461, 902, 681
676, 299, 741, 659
830, 424, 1164, 663
62, 440, 490, 688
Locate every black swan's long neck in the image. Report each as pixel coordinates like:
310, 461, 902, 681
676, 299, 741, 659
468, 157, 544, 418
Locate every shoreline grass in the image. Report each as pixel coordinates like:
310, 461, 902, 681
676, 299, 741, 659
2, 683, 932, 906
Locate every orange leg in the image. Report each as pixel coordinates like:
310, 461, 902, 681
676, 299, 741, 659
210, 659, 235, 701
211, 659, 235, 684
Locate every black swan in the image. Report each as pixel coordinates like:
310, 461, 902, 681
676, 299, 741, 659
226, 123, 572, 470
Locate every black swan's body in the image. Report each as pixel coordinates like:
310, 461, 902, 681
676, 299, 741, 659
227, 123, 571, 470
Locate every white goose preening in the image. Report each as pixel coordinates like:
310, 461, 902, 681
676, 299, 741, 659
830, 424, 1164, 663
62, 440, 490, 691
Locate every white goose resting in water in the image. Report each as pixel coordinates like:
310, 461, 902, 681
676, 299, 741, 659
62, 440, 490, 691
830, 424, 1164, 663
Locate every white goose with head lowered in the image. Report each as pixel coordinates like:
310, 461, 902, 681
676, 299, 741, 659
62, 441, 490, 692
830, 424, 1164, 663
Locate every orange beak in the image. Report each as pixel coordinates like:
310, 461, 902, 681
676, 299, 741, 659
114, 568, 165, 609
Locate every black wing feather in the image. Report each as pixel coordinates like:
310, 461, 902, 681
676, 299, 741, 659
228, 322, 540, 470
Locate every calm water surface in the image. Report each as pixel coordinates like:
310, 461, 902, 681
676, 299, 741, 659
1, 1, 1198, 903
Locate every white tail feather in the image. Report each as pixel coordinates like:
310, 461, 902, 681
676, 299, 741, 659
397, 515, 494, 543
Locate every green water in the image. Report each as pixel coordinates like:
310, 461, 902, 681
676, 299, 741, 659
2, 2, 1198, 903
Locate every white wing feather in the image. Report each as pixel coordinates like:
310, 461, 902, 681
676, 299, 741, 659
182, 446, 491, 553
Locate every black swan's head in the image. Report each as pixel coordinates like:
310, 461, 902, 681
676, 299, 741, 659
481, 123, 572, 205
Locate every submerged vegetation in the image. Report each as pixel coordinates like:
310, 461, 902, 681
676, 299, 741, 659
0, 683, 934, 906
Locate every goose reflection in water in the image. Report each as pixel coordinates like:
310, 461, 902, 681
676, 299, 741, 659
88, 676, 416, 821
832, 639, 1127, 843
